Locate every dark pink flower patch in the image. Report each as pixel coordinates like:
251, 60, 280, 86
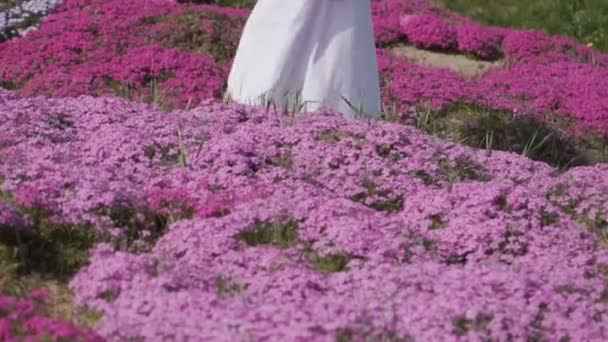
400, 14, 457, 50
456, 23, 504, 60
377, 49, 472, 111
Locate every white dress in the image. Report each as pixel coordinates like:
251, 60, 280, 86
226, 0, 382, 119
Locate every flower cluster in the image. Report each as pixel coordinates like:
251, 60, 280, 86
1, 0, 605, 137
0, 89, 607, 340
456, 23, 504, 60
370, 0, 466, 46
0, 0, 248, 109
377, 49, 472, 110
476, 60, 608, 134
400, 14, 457, 50
0, 1, 607, 339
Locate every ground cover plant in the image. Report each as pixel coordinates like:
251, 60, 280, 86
436, 0, 608, 52
2, 89, 608, 340
0, 0, 607, 160
1, 0, 608, 340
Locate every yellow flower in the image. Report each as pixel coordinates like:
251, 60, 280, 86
587, 42, 595, 48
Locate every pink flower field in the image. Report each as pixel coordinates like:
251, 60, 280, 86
1, 0, 608, 341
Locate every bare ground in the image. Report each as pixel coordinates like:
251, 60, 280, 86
390, 44, 502, 78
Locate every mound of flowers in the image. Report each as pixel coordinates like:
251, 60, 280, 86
1, 89, 607, 340
0, 0, 248, 110
371, 0, 608, 137
0, 0, 607, 340
0, 0, 607, 138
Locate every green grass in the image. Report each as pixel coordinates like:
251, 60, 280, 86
176, 0, 255, 7
183, 0, 608, 51
213, 0, 255, 7
546, 184, 608, 246
413, 102, 608, 169
336, 327, 411, 342
142, 9, 245, 63
0, 188, 186, 327
452, 313, 494, 336
306, 252, 351, 273
215, 274, 247, 298
236, 218, 300, 249
436, 0, 608, 51
236, 217, 355, 273
350, 179, 405, 213
0, 214, 102, 328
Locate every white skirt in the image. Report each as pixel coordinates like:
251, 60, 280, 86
226, 0, 382, 119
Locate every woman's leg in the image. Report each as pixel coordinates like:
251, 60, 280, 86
227, 0, 316, 107
227, 0, 380, 119
300, 0, 381, 119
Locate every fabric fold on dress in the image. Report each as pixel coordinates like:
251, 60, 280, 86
227, 0, 382, 119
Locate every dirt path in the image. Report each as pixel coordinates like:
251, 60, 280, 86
390, 44, 502, 78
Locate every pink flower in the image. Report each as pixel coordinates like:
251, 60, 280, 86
400, 14, 457, 50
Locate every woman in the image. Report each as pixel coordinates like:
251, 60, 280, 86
226, 0, 381, 119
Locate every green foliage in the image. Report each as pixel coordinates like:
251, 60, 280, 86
452, 312, 493, 336
237, 218, 300, 248
539, 208, 560, 227
429, 214, 447, 230
0, 80, 23, 91
103, 73, 176, 112
375, 143, 409, 161
0, 211, 103, 328
215, 274, 247, 298
351, 179, 404, 213
316, 130, 343, 144
437, 0, 608, 51
265, 149, 294, 169
0, 186, 102, 326
103, 76, 134, 100
336, 327, 412, 342
177, 0, 256, 8
212, 0, 256, 8
600, 287, 608, 303
100, 202, 183, 253
416, 102, 606, 169
579, 209, 607, 245
0, 208, 97, 279
494, 194, 510, 212
546, 186, 607, 245
315, 129, 367, 145
0, 267, 103, 329
437, 156, 490, 183
236, 218, 355, 273
307, 253, 351, 273
408, 170, 436, 186
142, 9, 245, 63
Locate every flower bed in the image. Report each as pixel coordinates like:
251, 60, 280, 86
0, 90, 607, 340
0, 1, 608, 339
0, 0, 606, 137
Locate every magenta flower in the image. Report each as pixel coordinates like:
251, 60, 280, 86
400, 14, 457, 50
